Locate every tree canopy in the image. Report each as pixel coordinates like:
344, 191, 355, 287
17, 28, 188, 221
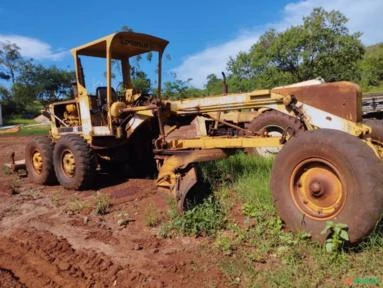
162, 8, 383, 99
0, 41, 74, 116
360, 44, 383, 91
227, 8, 365, 91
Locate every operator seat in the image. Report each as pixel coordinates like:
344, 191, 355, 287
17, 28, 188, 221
95, 86, 117, 109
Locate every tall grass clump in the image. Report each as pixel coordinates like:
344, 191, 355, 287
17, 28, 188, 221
160, 197, 226, 237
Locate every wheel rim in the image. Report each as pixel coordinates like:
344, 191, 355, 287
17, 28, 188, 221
261, 125, 284, 137
290, 158, 346, 220
62, 150, 76, 177
256, 125, 284, 155
32, 150, 43, 174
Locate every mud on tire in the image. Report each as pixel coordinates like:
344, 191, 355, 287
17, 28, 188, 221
53, 135, 97, 190
25, 136, 56, 185
271, 129, 383, 243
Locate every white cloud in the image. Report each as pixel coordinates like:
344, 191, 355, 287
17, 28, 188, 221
172, 32, 261, 88
281, 0, 383, 44
173, 0, 383, 88
0, 34, 67, 60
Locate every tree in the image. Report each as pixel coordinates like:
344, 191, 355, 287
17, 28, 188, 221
16, 63, 75, 104
205, 74, 223, 95
163, 73, 205, 99
0, 41, 24, 84
0, 39, 75, 117
131, 71, 151, 94
227, 8, 365, 90
360, 43, 383, 91
163, 78, 192, 99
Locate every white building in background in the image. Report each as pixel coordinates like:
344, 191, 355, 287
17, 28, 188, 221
0, 104, 2, 126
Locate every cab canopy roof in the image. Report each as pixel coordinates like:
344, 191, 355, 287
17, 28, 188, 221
70, 31, 169, 59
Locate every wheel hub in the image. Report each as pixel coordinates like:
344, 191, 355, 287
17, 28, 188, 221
290, 159, 345, 219
62, 151, 76, 177
32, 151, 43, 174
310, 181, 323, 197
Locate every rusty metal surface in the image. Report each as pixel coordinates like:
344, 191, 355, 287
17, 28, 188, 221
165, 122, 199, 141
71, 31, 169, 58
156, 149, 228, 195
272, 81, 362, 122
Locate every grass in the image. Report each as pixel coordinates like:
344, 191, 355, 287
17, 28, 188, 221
144, 203, 161, 227
2, 166, 12, 176
9, 177, 22, 194
16, 125, 50, 136
160, 197, 226, 237
4, 118, 37, 125
50, 191, 62, 207
66, 198, 89, 214
94, 193, 111, 215
116, 211, 135, 226
21, 188, 41, 200
1, 117, 50, 137
160, 152, 383, 287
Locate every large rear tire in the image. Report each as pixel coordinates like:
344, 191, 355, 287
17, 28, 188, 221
246, 110, 305, 156
25, 136, 56, 185
53, 135, 97, 190
271, 129, 383, 243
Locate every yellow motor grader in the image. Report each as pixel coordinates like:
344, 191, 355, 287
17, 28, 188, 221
23, 31, 383, 243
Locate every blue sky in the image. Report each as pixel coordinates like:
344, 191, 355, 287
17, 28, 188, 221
1, 0, 382, 89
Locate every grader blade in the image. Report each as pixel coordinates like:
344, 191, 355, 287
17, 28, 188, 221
176, 167, 198, 211
3, 152, 26, 176
156, 149, 229, 211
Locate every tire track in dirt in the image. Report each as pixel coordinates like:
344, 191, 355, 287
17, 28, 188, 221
0, 268, 26, 288
0, 229, 126, 287
0, 136, 226, 287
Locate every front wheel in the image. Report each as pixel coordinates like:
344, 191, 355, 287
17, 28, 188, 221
271, 129, 383, 243
53, 135, 97, 190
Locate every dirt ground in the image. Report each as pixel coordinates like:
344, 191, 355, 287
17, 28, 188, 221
0, 136, 225, 288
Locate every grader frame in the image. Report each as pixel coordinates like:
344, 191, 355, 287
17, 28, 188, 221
22, 31, 383, 243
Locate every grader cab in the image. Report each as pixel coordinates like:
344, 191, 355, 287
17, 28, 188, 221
23, 31, 383, 244
46, 31, 168, 139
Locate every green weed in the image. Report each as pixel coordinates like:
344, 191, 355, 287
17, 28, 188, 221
160, 197, 226, 237
321, 221, 349, 253
214, 232, 235, 255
